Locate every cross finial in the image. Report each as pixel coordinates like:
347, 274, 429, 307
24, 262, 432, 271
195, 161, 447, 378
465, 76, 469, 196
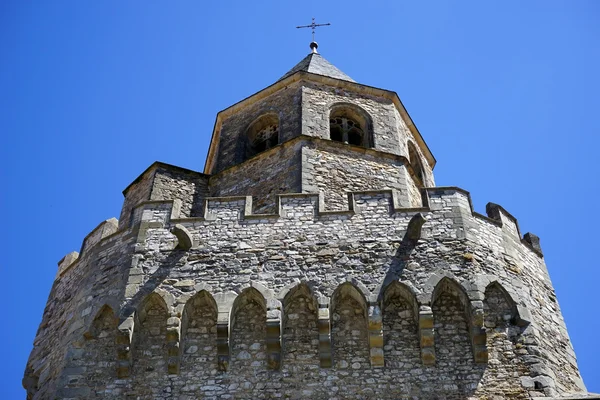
296, 17, 331, 53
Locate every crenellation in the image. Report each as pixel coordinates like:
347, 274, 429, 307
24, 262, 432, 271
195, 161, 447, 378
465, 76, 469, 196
523, 232, 543, 256
487, 202, 522, 239
57, 251, 79, 277
80, 217, 119, 255
119, 166, 155, 230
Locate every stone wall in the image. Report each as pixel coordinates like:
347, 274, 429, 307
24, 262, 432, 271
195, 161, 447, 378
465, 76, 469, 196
301, 83, 401, 155
22, 186, 589, 400
210, 140, 303, 214
24, 221, 134, 400
210, 136, 425, 214
301, 82, 435, 187
131, 293, 169, 397
214, 83, 302, 173
119, 167, 154, 229
150, 165, 209, 218
480, 283, 529, 398
281, 285, 320, 380
301, 143, 421, 209
119, 163, 209, 228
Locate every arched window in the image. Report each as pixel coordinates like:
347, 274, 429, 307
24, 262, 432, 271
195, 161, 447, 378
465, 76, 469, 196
408, 141, 425, 187
329, 104, 372, 147
246, 113, 279, 158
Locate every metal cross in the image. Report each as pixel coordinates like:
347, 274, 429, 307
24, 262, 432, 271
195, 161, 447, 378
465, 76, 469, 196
296, 17, 331, 42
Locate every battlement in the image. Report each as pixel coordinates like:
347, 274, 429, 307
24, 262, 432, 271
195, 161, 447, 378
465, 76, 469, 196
56, 218, 120, 277
42, 192, 585, 400
57, 187, 543, 280
51, 199, 571, 400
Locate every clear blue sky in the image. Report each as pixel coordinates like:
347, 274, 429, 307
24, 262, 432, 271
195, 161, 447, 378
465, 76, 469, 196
1, 1, 598, 398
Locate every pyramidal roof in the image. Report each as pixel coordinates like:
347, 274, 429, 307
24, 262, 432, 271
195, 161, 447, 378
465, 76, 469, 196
279, 52, 355, 82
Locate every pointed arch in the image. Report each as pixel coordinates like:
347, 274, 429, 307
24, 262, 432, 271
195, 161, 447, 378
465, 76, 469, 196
231, 287, 267, 320
484, 281, 518, 328
432, 277, 475, 370
230, 287, 267, 373
432, 277, 471, 311
382, 281, 418, 323
278, 279, 317, 303
238, 281, 273, 304
330, 282, 370, 369
180, 290, 218, 375
282, 283, 319, 372
282, 282, 318, 309
331, 282, 368, 312
481, 282, 527, 394
382, 282, 420, 369
135, 292, 169, 325
85, 305, 118, 339
131, 292, 169, 384
64, 304, 118, 398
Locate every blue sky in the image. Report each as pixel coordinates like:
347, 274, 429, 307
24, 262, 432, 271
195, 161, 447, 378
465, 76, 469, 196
1, 1, 599, 398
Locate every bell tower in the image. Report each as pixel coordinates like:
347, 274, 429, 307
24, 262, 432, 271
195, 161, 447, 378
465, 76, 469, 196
205, 44, 435, 213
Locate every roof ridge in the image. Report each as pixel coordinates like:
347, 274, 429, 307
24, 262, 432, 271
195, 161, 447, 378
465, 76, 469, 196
279, 52, 355, 82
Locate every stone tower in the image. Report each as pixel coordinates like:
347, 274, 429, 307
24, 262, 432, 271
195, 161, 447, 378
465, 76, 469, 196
23, 44, 595, 399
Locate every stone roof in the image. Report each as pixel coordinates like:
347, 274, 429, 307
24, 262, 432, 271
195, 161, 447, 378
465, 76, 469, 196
279, 52, 355, 82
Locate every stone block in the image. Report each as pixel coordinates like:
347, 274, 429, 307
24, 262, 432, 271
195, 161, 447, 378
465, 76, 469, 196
523, 232, 543, 255
171, 224, 196, 250
421, 348, 436, 365
474, 347, 488, 364
419, 313, 434, 329
420, 329, 435, 348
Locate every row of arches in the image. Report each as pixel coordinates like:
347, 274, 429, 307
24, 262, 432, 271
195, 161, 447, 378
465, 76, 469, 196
244, 103, 375, 157
79, 277, 523, 380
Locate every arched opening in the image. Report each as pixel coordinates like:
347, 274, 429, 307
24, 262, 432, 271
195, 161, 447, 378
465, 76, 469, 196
330, 282, 369, 369
65, 305, 118, 398
431, 278, 474, 370
246, 113, 279, 158
431, 278, 477, 391
480, 282, 526, 395
381, 282, 420, 369
329, 104, 372, 147
484, 282, 518, 331
230, 287, 267, 373
282, 283, 319, 372
180, 291, 218, 375
85, 304, 118, 340
132, 293, 168, 379
408, 141, 425, 187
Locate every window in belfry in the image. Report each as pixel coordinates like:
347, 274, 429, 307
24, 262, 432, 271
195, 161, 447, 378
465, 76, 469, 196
246, 113, 279, 158
328, 104, 372, 147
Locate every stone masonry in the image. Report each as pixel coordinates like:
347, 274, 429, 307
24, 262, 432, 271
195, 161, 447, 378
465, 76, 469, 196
23, 48, 597, 399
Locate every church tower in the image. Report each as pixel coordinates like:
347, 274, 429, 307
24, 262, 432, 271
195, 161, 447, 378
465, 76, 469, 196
23, 42, 593, 399
202, 41, 434, 216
